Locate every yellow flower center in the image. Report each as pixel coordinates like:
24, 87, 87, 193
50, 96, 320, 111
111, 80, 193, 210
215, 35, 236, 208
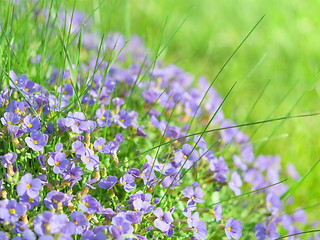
123, 181, 127, 185
268, 202, 272, 207
191, 196, 195, 200
33, 140, 38, 145
25, 88, 29, 92
15, 80, 18, 84
117, 225, 122, 230
74, 221, 78, 226
26, 184, 31, 189
183, 155, 188, 159
100, 116, 105, 121
53, 199, 58, 203
19, 226, 25, 231
14, 108, 19, 114
120, 119, 124, 123
75, 122, 80, 126
54, 161, 60, 166
28, 198, 34, 203
86, 158, 89, 162
70, 173, 74, 178
9, 208, 16, 214
98, 145, 102, 150
7, 120, 12, 125
27, 123, 33, 128
85, 202, 90, 208
228, 227, 232, 232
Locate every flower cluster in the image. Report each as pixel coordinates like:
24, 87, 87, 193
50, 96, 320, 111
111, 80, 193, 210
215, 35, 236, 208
0, 4, 317, 240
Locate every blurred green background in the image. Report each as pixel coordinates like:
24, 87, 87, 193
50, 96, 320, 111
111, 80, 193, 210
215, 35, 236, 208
52, 0, 320, 220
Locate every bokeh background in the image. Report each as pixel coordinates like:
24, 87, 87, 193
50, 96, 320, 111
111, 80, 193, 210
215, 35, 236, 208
62, 0, 320, 220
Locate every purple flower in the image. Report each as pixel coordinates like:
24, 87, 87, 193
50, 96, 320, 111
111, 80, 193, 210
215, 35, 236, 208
183, 209, 199, 228
113, 110, 132, 129
137, 126, 148, 138
220, 120, 238, 144
266, 192, 282, 212
33, 211, 73, 236
14, 221, 29, 234
182, 185, 205, 211
96, 108, 112, 128
5, 100, 24, 115
81, 148, 99, 171
25, 131, 48, 152
225, 217, 243, 239
98, 176, 118, 189
61, 162, 83, 185
112, 97, 125, 110
44, 190, 73, 210
109, 215, 134, 238
255, 222, 280, 240
17, 173, 42, 198
286, 163, 301, 181
209, 156, 229, 183
175, 144, 199, 169
0, 152, 17, 168
115, 133, 124, 143
70, 211, 90, 234
194, 220, 207, 240
65, 112, 86, 133
72, 140, 86, 156
48, 152, 69, 174
211, 203, 222, 222
22, 115, 41, 132
153, 207, 174, 233
4, 200, 26, 223
94, 137, 109, 153
79, 195, 101, 214
19, 194, 40, 210
1, 112, 20, 126
228, 172, 242, 196
120, 173, 135, 192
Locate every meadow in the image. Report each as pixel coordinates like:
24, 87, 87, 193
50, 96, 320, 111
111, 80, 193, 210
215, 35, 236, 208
0, 0, 319, 239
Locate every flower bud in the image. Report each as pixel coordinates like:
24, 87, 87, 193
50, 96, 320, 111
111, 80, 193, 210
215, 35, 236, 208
46, 183, 54, 191
217, 224, 225, 230
21, 215, 28, 224
68, 203, 75, 212
56, 201, 63, 213
112, 154, 120, 168
94, 169, 100, 180
102, 167, 107, 178
1, 190, 7, 199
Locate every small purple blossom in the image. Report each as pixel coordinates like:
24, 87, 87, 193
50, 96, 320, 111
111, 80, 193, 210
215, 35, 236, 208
79, 195, 101, 214
113, 110, 132, 129
228, 172, 242, 196
96, 108, 112, 128
266, 192, 282, 212
255, 222, 280, 240
153, 207, 174, 233
120, 173, 135, 192
225, 217, 243, 239
17, 173, 42, 198
98, 176, 118, 189
25, 131, 48, 152
0, 152, 17, 168
182, 185, 205, 211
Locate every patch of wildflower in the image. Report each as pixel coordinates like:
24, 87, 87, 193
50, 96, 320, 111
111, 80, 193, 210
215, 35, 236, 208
0, 4, 317, 240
